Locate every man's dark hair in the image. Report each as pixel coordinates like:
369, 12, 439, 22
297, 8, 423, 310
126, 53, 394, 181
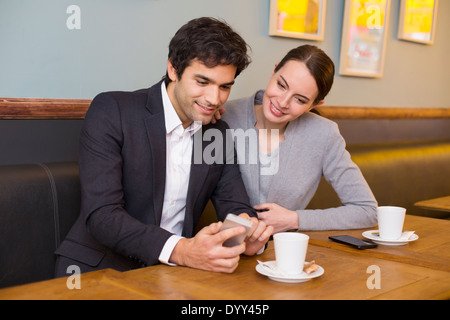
164, 17, 251, 85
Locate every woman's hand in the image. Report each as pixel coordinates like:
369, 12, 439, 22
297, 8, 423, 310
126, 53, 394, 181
238, 213, 273, 256
254, 203, 299, 234
210, 107, 225, 124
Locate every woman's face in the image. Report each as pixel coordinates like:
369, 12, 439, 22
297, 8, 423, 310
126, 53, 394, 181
262, 60, 323, 125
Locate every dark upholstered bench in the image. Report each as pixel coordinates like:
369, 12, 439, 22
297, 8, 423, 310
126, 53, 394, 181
0, 162, 80, 288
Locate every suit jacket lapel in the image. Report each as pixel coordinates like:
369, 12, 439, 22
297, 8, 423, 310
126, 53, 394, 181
144, 81, 166, 227
182, 127, 210, 237
143, 81, 209, 237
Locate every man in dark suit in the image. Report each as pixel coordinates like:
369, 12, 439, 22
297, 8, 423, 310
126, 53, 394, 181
55, 17, 273, 277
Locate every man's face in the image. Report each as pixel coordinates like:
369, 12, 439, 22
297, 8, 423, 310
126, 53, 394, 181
166, 59, 237, 128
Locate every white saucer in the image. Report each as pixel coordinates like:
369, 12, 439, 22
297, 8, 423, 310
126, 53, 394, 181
362, 230, 419, 246
255, 261, 324, 283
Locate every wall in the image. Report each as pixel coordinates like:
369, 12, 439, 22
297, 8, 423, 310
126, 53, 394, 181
1, 0, 449, 164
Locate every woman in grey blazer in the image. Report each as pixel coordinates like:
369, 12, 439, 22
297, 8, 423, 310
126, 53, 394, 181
221, 45, 377, 233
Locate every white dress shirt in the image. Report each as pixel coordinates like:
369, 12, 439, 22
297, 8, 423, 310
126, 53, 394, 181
158, 82, 201, 265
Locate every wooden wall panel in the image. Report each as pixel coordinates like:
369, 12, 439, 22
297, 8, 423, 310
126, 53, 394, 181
1, 97, 449, 120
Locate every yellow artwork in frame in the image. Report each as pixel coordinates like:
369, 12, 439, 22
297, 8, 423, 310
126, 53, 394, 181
339, 0, 391, 78
398, 0, 439, 45
269, 0, 327, 41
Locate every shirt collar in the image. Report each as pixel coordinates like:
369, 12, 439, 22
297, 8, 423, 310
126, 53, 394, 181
161, 82, 202, 136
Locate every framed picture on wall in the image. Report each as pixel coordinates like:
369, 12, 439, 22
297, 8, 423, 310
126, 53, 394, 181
398, 0, 438, 45
269, 0, 327, 41
339, 0, 391, 78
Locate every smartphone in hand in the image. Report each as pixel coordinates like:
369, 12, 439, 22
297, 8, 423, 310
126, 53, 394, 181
220, 214, 252, 247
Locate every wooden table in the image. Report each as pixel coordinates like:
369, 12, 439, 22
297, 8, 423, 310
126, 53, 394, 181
305, 215, 450, 272
415, 196, 450, 213
0, 268, 154, 300
0, 216, 449, 301
119, 244, 450, 300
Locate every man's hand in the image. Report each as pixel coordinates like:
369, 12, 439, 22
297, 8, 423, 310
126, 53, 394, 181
169, 222, 246, 273
238, 213, 273, 256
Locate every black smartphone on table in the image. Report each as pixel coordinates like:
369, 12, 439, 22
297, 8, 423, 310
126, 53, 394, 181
329, 235, 377, 249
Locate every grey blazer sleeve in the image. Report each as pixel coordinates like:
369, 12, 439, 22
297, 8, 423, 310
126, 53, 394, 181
296, 120, 378, 230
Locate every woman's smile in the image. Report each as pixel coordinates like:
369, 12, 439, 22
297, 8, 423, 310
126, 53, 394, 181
269, 101, 286, 117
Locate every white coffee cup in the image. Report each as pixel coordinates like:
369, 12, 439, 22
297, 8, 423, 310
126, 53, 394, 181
377, 206, 406, 240
273, 232, 309, 276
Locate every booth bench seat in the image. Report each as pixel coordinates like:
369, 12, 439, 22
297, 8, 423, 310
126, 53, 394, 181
0, 162, 80, 289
